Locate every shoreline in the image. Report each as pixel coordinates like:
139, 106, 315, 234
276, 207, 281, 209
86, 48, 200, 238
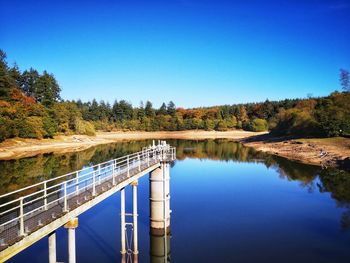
0, 131, 349, 171
241, 135, 350, 171
0, 130, 266, 160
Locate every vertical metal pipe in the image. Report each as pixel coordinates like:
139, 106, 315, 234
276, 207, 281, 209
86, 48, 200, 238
48, 231, 56, 263
19, 197, 24, 236
64, 182, 68, 212
112, 161, 116, 185
75, 172, 79, 195
138, 153, 141, 171
98, 164, 101, 185
147, 150, 150, 166
162, 163, 167, 262
127, 156, 130, 177
92, 172, 96, 196
132, 182, 139, 254
44, 181, 48, 210
120, 188, 126, 254
68, 228, 76, 263
64, 218, 78, 263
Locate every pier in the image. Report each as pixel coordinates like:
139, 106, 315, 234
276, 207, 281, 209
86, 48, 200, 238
0, 141, 176, 262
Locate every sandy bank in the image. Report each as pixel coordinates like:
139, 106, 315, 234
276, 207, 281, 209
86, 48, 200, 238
241, 135, 350, 170
0, 130, 266, 160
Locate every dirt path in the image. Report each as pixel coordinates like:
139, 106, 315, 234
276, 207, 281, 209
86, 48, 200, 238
0, 130, 266, 160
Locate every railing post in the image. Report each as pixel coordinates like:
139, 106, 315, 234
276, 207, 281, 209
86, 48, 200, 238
147, 150, 150, 166
64, 182, 68, 212
127, 155, 130, 177
93, 171, 96, 196
98, 164, 101, 185
44, 181, 48, 210
138, 153, 141, 171
112, 161, 116, 186
75, 172, 79, 195
19, 197, 24, 236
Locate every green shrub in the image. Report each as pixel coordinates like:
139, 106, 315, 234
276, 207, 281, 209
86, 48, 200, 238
75, 119, 96, 136
0, 117, 14, 141
17, 116, 45, 139
245, 118, 268, 132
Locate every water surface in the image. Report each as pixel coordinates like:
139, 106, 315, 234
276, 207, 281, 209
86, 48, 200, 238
2, 140, 350, 263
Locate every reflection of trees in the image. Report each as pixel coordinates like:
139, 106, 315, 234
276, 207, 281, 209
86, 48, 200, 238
1, 139, 350, 230
170, 139, 350, 230
317, 169, 350, 231
0, 140, 154, 194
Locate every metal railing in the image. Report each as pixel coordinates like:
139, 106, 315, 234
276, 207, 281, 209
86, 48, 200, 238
0, 141, 176, 247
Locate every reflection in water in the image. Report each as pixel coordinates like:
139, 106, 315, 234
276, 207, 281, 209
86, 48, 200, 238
150, 230, 171, 263
1, 139, 350, 230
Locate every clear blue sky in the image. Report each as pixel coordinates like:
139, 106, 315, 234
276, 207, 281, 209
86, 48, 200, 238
1, 0, 349, 108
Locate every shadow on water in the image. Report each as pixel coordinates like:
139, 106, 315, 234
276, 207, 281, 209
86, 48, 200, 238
1, 139, 350, 231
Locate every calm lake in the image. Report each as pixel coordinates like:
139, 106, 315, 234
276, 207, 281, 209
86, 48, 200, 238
2, 139, 350, 263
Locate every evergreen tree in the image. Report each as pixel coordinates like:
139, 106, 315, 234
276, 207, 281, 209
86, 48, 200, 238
159, 102, 167, 115
21, 68, 39, 97
145, 101, 155, 117
34, 71, 61, 106
167, 101, 176, 116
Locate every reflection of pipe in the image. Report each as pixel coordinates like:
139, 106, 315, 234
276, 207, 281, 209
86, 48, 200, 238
150, 229, 171, 263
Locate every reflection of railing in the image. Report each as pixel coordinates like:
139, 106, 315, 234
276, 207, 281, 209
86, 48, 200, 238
0, 143, 176, 249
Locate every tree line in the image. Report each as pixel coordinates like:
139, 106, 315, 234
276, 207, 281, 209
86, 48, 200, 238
0, 49, 349, 142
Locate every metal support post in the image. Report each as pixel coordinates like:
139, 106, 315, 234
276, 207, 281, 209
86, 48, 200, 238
120, 188, 126, 254
64, 182, 68, 212
131, 181, 139, 254
19, 197, 24, 236
48, 231, 56, 263
127, 156, 130, 177
75, 172, 79, 195
64, 218, 78, 263
44, 181, 48, 210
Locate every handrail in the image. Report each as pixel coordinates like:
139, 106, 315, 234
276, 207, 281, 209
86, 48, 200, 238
0, 142, 176, 242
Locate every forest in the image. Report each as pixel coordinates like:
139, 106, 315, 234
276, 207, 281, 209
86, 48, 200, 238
0, 49, 349, 142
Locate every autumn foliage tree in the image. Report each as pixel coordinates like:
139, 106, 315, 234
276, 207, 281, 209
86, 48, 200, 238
1, 49, 350, 142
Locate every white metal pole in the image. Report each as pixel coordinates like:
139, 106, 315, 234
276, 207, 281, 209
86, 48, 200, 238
120, 188, 126, 254
64, 218, 78, 263
132, 181, 138, 254
98, 164, 101, 185
64, 182, 68, 212
92, 172, 96, 196
44, 181, 48, 210
163, 164, 167, 259
112, 161, 116, 185
19, 197, 24, 236
147, 150, 150, 166
68, 228, 76, 263
75, 172, 79, 195
127, 156, 130, 177
48, 231, 56, 263
138, 153, 141, 171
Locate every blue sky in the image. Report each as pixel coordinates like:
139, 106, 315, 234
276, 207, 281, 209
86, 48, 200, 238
1, 0, 349, 108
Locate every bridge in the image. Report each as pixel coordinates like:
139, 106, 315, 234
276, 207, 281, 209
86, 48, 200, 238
0, 141, 176, 263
